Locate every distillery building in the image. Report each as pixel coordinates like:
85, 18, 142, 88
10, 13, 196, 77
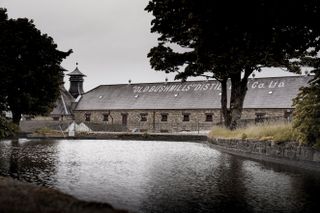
72, 74, 311, 132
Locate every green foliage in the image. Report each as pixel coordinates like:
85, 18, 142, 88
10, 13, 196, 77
145, 0, 320, 129
293, 71, 320, 146
146, 1, 320, 76
0, 116, 18, 139
208, 123, 295, 142
0, 8, 72, 124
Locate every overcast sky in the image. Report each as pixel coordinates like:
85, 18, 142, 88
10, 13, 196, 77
2, 0, 298, 91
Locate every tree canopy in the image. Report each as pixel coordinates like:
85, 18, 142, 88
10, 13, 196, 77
145, 0, 320, 129
0, 8, 72, 124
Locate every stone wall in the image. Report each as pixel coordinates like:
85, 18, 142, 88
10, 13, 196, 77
74, 109, 286, 132
74, 109, 219, 132
74, 108, 290, 132
241, 108, 292, 121
208, 138, 320, 170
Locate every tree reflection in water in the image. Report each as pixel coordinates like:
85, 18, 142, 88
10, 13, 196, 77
140, 149, 254, 213
0, 139, 59, 187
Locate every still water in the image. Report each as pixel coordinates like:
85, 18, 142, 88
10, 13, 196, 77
0, 139, 319, 213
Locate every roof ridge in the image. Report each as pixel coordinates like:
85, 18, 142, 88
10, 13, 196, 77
94, 75, 309, 87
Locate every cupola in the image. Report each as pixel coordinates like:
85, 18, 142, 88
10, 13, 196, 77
67, 63, 86, 98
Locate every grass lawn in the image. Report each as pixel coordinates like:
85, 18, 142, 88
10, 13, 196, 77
208, 122, 296, 142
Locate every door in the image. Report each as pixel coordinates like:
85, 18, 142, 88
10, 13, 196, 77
122, 114, 128, 127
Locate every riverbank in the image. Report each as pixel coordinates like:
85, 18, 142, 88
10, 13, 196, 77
0, 176, 127, 213
207, 138, 320, 171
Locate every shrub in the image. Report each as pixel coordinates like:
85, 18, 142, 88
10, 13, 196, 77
293, 71, 320, 146
0, 116, 18, 139
142, 132, 149, 139
241, 133, 247, 140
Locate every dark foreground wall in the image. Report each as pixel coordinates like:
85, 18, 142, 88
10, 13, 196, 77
207, 138, 320, 171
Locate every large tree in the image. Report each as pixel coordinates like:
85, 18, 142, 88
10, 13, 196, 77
145, 0, 320, 129
0, 8, 72, 125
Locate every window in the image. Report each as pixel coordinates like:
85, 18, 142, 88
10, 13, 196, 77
183, 113, 190, 122
103, 113, 109, 121
255, 112, 266, 123
284, 110, 293, 121
205, 113, 213, 122
140, 113, 148, 122
85, 113, 91, 122
161, 113, 168, 122
53, 117, 60, 121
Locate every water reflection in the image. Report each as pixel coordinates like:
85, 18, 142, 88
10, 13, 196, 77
0, 139, 320, 213
213, 155, 252, 212
140, 144, 221, 212
0, 139, 58, 186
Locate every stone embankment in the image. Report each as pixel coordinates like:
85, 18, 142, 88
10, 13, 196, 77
0, 176, 127, 213
26, 132, 208, 142
208, 138, 320, 171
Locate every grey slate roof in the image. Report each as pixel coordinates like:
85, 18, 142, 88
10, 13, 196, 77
50, 86, 75, 116
75, 76, 312, 111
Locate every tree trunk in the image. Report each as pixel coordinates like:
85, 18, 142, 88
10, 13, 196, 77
221, 69, 252, 130
229, 85, 247, 130
220, 78, 231, 127
12, 110, 21, 126
228, 74, 249, 130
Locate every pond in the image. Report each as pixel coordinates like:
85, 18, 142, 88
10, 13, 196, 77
0, 139, 319, 212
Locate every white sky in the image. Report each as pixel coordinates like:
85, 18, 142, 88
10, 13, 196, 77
2, 0, 299, 91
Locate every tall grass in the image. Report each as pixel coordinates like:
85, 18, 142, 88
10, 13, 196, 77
208, 123, 296, 142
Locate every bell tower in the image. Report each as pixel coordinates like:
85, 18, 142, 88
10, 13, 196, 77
67, 63, 86, 98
